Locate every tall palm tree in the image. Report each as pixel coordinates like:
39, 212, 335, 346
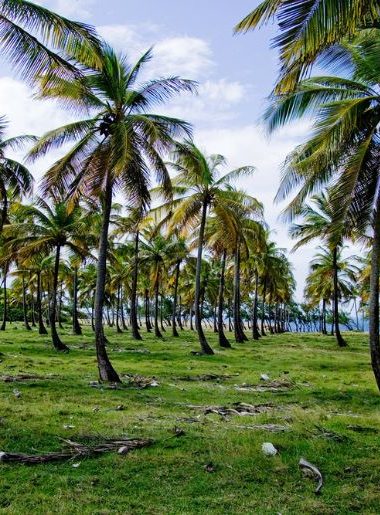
156, 142, 256, 354
28, 45, 194, 381
265, 32, 380, 387
0, 0, 100, 85
4, 198, 88, 350
289, 192, 350, 346
0, 117, 34, 232
235, 0, 380, 93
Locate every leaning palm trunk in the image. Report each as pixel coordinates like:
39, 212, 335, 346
130, 231, 142, 340
22, 275, 32, 331
172, 260, 181, 337
1, 270, 7, 331
194, 199, 214, 354
252, 269, 261, 340
94, 180, 120, 382
218, 249, 231, 348
233, 244, 248, 343
369, 194, 380, 391
36, 271, 47, 335
50, 245, 69, 351
154, 274, 162, 338
261, 277, 267, 336
72, 267, 82, 335
332, 246, 347, 347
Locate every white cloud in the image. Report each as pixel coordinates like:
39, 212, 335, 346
35, 0, 95, 19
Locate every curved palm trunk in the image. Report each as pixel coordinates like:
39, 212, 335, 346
154, 273, 162, 338
121, 291, 128, 330
172, 260, 181, 337
94, 180, 120, 382
178, 296, 184, 330
1, 270, 7, 331
116, 284, 123, 333
50, 245, 69, 351
145, 288, 152, 332
194, 199, 214, 354
218, 249, 231, 348
72, 267, 82, 335
36, 271, 48, 335
332, 246, 347, 347
130, 231, 142, 340
233, 244, 247, 343
369, 193, 380, 391
252, 269, 261, 340
261, 277, 267, 336
160, 295, 166, 332
22, 275, 32, 331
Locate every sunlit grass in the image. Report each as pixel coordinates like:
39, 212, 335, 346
0, 325, 379, 514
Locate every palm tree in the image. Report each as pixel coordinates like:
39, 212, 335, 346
28, 45, 194, 381
235, 0, 380, 93
265, 32, 380, 387
305, 247, 357, 333
289, 192, 350, 346
5, 198, 88, 351
0, 117, 34, 232
0, 0, 100, 85
156, 142, 256, 354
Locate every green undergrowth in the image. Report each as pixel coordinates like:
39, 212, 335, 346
0, 325, 379, 514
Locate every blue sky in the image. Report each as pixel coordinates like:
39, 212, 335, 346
0, 0, 318, 298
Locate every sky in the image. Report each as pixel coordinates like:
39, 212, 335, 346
1, 0, 319, 298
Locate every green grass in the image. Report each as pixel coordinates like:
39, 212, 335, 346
0, 325, 379, 514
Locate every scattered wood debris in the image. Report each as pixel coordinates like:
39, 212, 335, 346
178, 373, 237, 382
347, 424, 380, 434
1, 374, 46, 382
202, 402, 274, 417
311, 425, 347, 442
0, 437, 152, 465
171, 426, 186, 437
123, 374, 159, 389
235, 379, 295, 392
236, 424, 291, 432
299, 458, 323, 495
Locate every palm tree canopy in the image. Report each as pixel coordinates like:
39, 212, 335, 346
235, 0, 380, 93
28, 45, 196, 209
0, 0, 101, 84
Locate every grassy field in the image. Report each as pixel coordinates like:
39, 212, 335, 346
0, 325, 379, 514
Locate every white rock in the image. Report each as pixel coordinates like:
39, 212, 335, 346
13, 389, 21, 398
262, 442, 278, 456
260, 374, 270, 382
150, 380, 159, 387
0, 451, 7, 462
118, 446, 130, 455
72, 462, 81, 468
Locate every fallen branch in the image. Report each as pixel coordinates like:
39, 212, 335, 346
0, 437, 152, 465
299, 458, 323, 494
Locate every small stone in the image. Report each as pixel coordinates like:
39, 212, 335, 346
262, 442, 278, 456
13, 389, 21, 398
0, 451, 7, 462
204, 462, 215, 473
118, 446, 130, 455
72, 462, 81, 468
260, 374, 270, 382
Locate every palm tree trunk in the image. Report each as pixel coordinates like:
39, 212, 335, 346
252, 269, 260, 340
58, 282, 64, 329
369, 193, 380, 391
160, 295, 166, 332
332, 246, 347, 347
178, 296, 184, 330
233, 244, 247, 343
322, 298, 327, 335
94, 179, 120, 382
72, 267, 82, 335
218, 249, 231, 348
1, 270, 7, 331
194, 199, 214, 354
121, 290, 128, 330
130, 231, 142, 340
36, 271, 48, 335
116, 284, 123, 333
50, 245, 69, 351
261, 277, 267, 336
172, 260, 180, 337
22, 275, 32, 331
154, 274, 162, 338
145, 289, 152, 332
